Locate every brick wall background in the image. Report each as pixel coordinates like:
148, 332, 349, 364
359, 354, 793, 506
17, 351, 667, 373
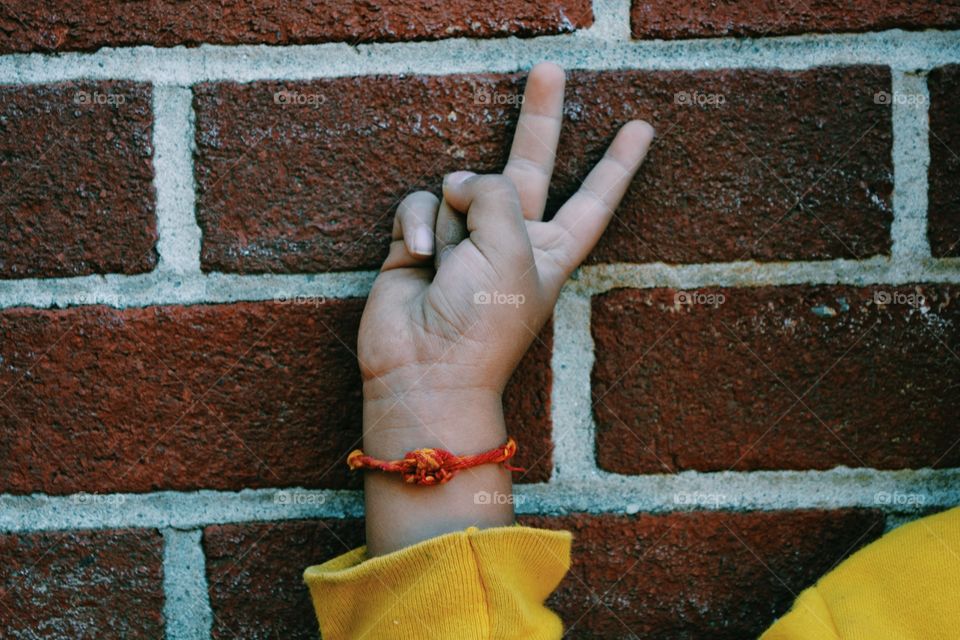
0, 1, 959, 638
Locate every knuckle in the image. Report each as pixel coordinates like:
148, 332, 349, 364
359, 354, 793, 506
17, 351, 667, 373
477, 175, 519, 200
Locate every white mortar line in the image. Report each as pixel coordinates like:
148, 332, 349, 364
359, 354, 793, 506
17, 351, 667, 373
1, 259, 958, 310
0, 489, 363, 533
516, 468, 960, 515
162, 529, 213, 640
572, 256, 960, 295
890, 71, 932, 262
153, 86, 202, 275
550, 287, 602, 481
1, 469, 957, 533
0, 270, 377, 309
1, 31, 960, 84
584, 0, 632, 42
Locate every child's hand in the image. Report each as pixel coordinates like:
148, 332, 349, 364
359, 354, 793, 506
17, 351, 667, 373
359, 63, 653, 459
358, 63, 652, 553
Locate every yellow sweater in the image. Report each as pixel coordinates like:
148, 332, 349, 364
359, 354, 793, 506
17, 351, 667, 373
305, 507, 960, 639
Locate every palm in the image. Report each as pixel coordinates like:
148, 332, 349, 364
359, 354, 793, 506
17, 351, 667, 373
358, 63, 653, 393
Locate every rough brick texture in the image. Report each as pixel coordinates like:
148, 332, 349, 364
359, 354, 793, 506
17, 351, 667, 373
0, 81, 156, 278
631, 0, 960, 39
0, 1, 591, 53
195, 67, 891, 273
504, 318, 554, 481
565, 67, 892, 264
592, 285, 960, 474
193, 76, 519, 273
929, 65, 960, 258
0, 528, 165, 638
204, 519, 364, 640
0, 300, 550, 494
523, 510, 884, 638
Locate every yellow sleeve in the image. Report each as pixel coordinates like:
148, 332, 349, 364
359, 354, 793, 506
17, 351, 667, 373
303, 524, 572, 640
762, 506, 960, 640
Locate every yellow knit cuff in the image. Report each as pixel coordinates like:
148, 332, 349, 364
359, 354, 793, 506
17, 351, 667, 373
762, 506, 960, 640
760, 586, 839, 640
304, 524, 572, 640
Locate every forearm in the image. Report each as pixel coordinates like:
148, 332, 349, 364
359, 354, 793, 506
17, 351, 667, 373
362, 384, 515, 556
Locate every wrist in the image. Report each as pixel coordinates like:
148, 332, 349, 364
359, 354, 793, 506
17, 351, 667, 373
360, 379, 515, 557
362, 383, 507, 459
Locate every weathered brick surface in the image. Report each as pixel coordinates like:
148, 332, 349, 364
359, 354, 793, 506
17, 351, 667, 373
195, 67, 891, 273
0, 81, 156, 278
0, 1, 591, 53
504, 319, 553, 481
929, 65, 960, 258
522, 510, 885, 638
631, 0, 960, 39
592, 285, 960, 474
0, 300, 551, 494
204, 519, 364, 640
563, 67, 893, 265
193, 76, 521, 273
0, 528, 165, 638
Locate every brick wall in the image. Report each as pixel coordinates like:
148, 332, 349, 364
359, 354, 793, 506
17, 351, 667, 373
0, 1, 958, 638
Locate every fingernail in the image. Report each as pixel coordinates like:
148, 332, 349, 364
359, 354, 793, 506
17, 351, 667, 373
444, 171, 473, 188
412, 226, 434, 255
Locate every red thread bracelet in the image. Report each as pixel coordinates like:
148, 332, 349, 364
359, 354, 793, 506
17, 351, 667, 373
347, 437, 523, 486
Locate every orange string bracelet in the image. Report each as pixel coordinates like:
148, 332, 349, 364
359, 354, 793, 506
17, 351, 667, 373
347, 437, 523, 486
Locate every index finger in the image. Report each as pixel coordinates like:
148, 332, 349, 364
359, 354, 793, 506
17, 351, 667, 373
549, 120, 655, 274
503, 62, 565, 221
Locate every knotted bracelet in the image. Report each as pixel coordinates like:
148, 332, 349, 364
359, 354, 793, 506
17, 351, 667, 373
347, 437, 522, 486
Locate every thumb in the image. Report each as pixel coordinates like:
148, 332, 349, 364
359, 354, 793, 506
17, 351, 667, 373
442, 173, 531, 265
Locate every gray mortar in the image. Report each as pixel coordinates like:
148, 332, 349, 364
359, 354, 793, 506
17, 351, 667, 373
0, 31, 958, 85
162, 529, 214, 640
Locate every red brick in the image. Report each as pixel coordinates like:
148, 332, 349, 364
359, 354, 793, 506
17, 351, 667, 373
0, 1, 591, 53
929, 65, 960, 258
204, 519, 364, 640
193, 76, 520, 273
631, 0, 960, 39
0, 81, 156, 278
0, 299, 551, 494
592, 285, 960, 474
504, 319, 553, 482
563, 67, 893, 265
195, 67, 891, 273
522, 510, 884, 638
0, 528, 164, 638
